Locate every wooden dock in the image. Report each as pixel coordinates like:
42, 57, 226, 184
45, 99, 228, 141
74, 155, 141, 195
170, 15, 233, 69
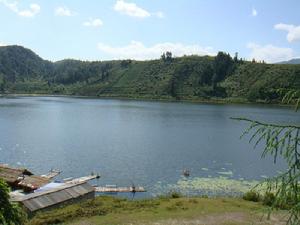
95, 186, 146, 193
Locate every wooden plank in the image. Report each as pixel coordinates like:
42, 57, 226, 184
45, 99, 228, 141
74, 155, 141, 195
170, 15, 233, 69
41, 170, 61, 179
65, 175, 100, 184
95, 186, 146, 193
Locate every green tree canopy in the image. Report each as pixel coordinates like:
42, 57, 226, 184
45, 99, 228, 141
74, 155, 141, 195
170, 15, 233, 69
212, 51, 234, 86
0, 179, 26, 225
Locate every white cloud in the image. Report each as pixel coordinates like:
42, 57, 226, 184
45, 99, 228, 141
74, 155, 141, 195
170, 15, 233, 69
0, 0, 40, 17
83, 18, 103, 27
247, 42, 294, 63
114, 0, 150, 18
153, 11, 164, 18
252, 8, 257, 17
97, 41, 215, 60
274, 23, 300, 43
0, 42, 6, 46
55, 6, 76, 16
19, 3, 40, 17
113, 0, 163, 18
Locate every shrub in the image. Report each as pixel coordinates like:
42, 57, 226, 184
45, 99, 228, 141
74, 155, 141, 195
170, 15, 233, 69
167, 191, 182, 199
262, 192, 275, 206
242, 191, 260, 202
0, 179, 27, 225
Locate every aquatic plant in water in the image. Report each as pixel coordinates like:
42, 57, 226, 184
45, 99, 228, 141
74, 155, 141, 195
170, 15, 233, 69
153, 176, 264, 197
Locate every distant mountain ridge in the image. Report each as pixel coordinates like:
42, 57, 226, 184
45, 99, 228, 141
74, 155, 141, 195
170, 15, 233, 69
0, 45, 299, 103
276, 58, 300, 64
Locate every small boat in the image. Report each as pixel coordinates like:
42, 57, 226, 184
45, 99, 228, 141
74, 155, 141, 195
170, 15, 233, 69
183, 169, 190, 177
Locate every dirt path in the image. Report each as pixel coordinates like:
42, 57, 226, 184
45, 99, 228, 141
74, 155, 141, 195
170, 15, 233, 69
72, 212, 287, 225
146, 212, 287, 225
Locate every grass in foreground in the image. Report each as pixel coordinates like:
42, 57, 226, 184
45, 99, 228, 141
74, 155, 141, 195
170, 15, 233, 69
28, 196, 288, 225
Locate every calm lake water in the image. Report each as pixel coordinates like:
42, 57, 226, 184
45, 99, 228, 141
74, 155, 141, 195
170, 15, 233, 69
1, 96, 299, 197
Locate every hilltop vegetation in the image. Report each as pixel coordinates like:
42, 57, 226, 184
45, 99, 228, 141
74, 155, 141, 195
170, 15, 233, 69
0, 45, 299, 103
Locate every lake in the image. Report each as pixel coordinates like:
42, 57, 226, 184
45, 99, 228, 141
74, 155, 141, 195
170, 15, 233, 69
0, 96, 299, 197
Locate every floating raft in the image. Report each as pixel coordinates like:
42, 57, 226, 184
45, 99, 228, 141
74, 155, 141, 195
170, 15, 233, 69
95, 186, 146, 193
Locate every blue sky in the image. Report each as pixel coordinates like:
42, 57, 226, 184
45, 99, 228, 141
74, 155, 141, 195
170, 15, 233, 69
0, 0, 299, 62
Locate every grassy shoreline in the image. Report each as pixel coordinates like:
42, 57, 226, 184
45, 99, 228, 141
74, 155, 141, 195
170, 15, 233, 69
28, 195, 287, 225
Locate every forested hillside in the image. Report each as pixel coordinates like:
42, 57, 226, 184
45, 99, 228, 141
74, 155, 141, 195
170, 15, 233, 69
0, 45, 299, 103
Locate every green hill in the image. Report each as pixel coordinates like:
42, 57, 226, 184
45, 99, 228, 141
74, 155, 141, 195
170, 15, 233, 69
0, 45, 299, 103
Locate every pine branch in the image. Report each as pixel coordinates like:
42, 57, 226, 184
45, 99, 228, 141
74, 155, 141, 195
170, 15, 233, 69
231, 117, 300, 129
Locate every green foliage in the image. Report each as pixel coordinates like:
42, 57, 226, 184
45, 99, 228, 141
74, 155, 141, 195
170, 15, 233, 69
243, 191, 292, 210
225, 63, 300, 102
233, 91, 300, 225
242, 191, 260, 202
0, 45, 52, 84
161, 51, 173, 63
167, 191, 182, 199
120, 59, 132, 68
212, 51, 234, 86
262, 192, 276, 207
261, 192, 294, 210
0, 179, 27, 225
280, 89, 300, 111
0, 73, 5, 92
0, 45, 299, 103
